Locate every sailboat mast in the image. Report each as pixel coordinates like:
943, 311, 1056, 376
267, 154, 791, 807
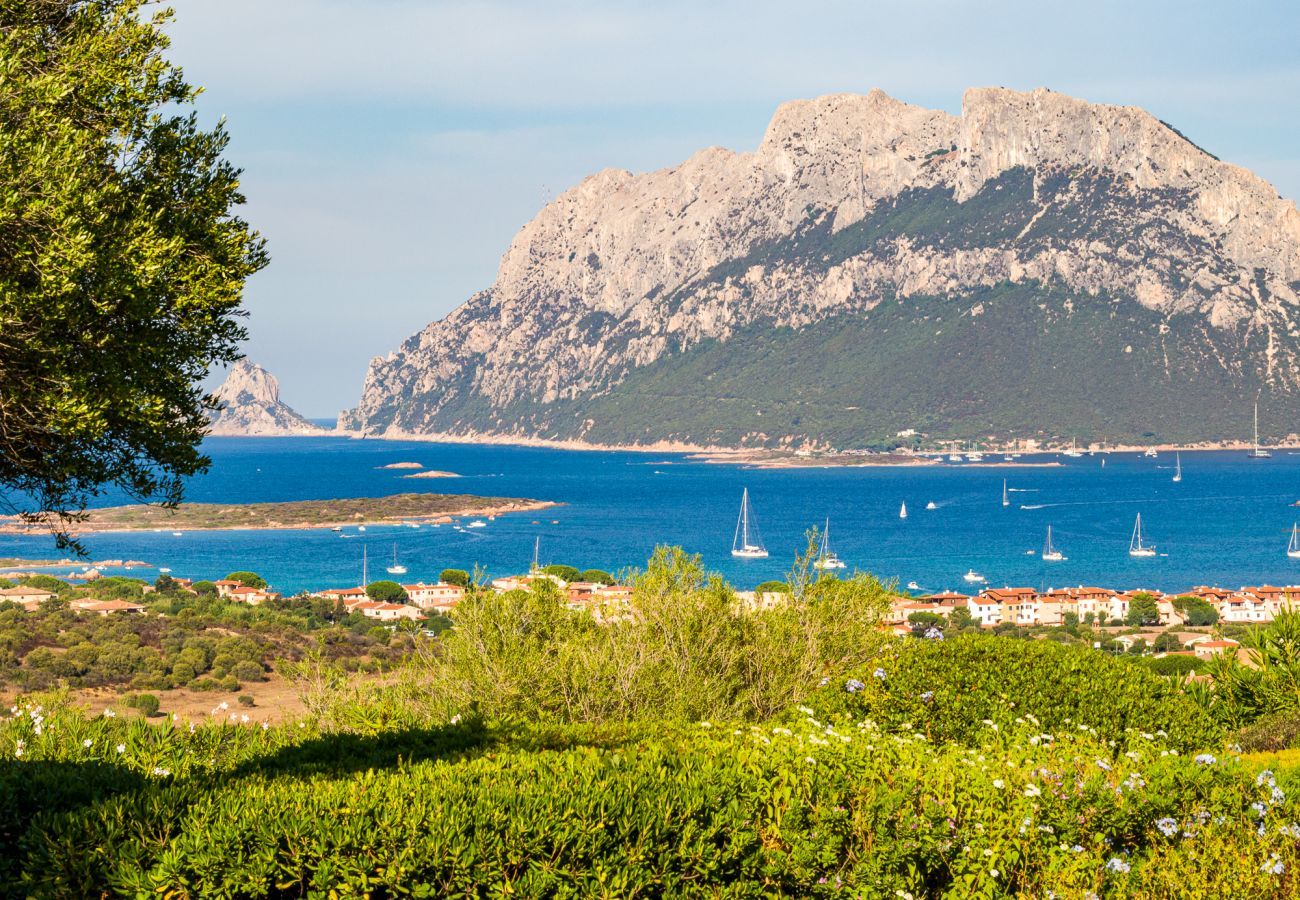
741, 489, 750, 548
1255, 402, 1259, 454
362, 545, 368, 587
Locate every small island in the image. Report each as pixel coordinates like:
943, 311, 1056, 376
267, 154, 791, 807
402, 469, 461, 479
376, 462, 424, 469
0, 493, 555, 534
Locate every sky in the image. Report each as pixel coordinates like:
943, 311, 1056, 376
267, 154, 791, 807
165, 0, 1300, 417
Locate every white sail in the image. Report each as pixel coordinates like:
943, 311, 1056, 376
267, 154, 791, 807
1042, 525, 1065, 561
1129, 513, 1156, 557
386, 543, 407, 575
1173, 453, 1182, 483
731, 488, 769, 558
814, 518, 846, 570
1002, 480, 1010, 507
1249, 402, 1272, 458
1288, 523, 1300, 560
899, 502, 908, 519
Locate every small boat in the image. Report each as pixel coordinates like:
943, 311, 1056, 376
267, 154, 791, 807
966, 451, 985, 462
899, 502, 908, 520
171, 531, 183, 537
358, 525, 367, 532
385, 544, 407, 576
1062, 439, 1083, 458
158, 567, 171, 574
1001, 480, 1010, 508
813, 518, 846, 570
963, 570, 987, 584
1041, 525, 1066, 562
1248, 402, 1272, 458
1288, 523, 1300, 560
330, 526, 342, 532
466, 520, 487, 528
730, 488, 769, 559
1143, 448, 1158, 458
925, 501, 938, 511
907, 581, 921, 591
1172, 453, 1182, 483
1129, 513, 1157, 557
947, 453, 963, 462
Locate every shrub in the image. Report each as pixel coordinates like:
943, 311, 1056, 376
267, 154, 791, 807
808, 633, 1222, 752
231, 660, 266, 683
1145, 655, 1204, 677
755, 580, 788, 593
237, 694, 255, 708
579, 569, 615, 585
191, 581, 218, 597
130, 693, 160, 717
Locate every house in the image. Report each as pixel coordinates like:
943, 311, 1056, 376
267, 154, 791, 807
967, 593, 1003, 627
71, 599, 146, 616
212, 579, 244, 599
314, 587, 368, 602
351, 601, 423, 621
1192, 638, 1241, 659
404, 582, 465, 613
981, 587, 1040, 625
227, 585, 280, 606
0, 586, 57, 610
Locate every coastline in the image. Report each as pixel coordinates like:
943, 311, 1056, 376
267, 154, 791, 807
0, 499, 558, 537
211, 426, 1300, 469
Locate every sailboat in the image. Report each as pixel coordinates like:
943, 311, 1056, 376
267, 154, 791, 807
731, 488, 769, 558
1248, 402, 1272, 458
1002, 480, 1010, 507
813, 518, 846, 570
1063, 439, 1083, 458
1172, 453, 1182, 483
899, 502, 908, 520
1289, 524, 1300, 560
1129, 513, 1157, 557
1041, 526, 1066, 562
361, 544, 369, 587
385, 543, 407, 575
529, 536, 541, 574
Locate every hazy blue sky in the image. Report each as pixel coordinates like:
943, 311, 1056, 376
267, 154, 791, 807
167, 0, 1300, 416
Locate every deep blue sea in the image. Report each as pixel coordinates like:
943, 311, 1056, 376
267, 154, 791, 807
4, 438, 1300, 596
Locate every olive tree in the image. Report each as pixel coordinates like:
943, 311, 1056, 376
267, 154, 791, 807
0, 1, 267, 547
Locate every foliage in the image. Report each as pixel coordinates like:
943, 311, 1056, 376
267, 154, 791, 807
541, 563, 581, 582
439, 568, 469, 588
0, 0, 267, 548
1175, 594, 1220, 626
579, 568, 615, 585
756, 580, 790, 593
1144, 655, 1205, 677
806, 633, 1222, 753
364, 580, 407, 603
407, 545, 893, 724
223, 570, 266, 590
1200, 612, 1300, 727
0, 700, 1296, 897
1127, 592, 1160, 626
191, 580, 217, 597
1238, 711, 1300, 754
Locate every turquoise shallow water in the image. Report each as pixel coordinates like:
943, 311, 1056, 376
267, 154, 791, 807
3, 437, 1300, 595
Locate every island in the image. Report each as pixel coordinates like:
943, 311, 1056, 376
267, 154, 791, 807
376, 462, 424, 469
0, 493, 555, 534
401, 469, 461, 479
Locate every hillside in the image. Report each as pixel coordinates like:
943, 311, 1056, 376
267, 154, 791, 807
340, 88, 1300, 448
210, 361, 325, 436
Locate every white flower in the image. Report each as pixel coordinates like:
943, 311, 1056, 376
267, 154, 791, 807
103, 708, 116, 718
115, 744, 125, 754
450, 714, 462, 725
82, 738, 92, 748
240, 714, 250, 724
804, 756, 816, 765
1024, 784, 1041, 797
992, 779, 1005, 789
260, 721, 269, 731
218, 702, 229, 711
990, 869, 1000, 878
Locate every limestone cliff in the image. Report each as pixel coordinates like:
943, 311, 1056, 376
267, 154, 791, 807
209, 361, 325, 437
341, 88, 1300, 447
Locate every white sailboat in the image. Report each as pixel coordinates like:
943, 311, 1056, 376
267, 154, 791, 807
1063, 439, 1083, 458
1041, 525, 1065, 562
899, 502, 908, 520
925, 501, 938, 510
1249, 402, 1272, 458
814, 519, 846, 570
731, 488, 769, 558
1129, 513, 1157, 557
963, 569, 986, 584
1288, 524, 1300, 560
385, 543, 407, 575
1002, 480, 1010, 507
1172, 453, 1182, 483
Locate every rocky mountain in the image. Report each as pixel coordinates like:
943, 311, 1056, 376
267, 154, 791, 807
340, 87, 1300, 448
209, 361, 325, 436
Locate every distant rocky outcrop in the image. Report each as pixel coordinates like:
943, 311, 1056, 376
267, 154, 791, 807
341, 87, 1300, 448
209, 361, 325, 436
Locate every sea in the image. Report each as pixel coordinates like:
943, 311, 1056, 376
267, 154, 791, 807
4, 437, 1300, 596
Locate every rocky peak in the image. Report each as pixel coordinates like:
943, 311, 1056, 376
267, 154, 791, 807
210, 361, 324, 437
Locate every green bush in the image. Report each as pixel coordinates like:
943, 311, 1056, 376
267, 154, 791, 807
224, 571, 267, 590
540, 564, 580, 583
237, 694, 255, 708
1145, 655, 1205, 677
1238, 710, 1300, 753
808, 633, 1222, 752
439, 569, 469, 588
129, 693, 160, 717
365, 581, 407, 603
231, 660, 265, 683
579, 569, 615, 585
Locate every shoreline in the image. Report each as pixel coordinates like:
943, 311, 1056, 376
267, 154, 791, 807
208, 427, 1300, 469
0, 499, 558, 537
